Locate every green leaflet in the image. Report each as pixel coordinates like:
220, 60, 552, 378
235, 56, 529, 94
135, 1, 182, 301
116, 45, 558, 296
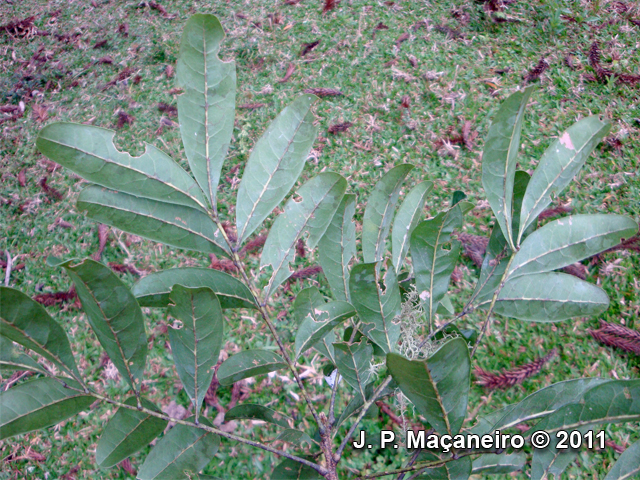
293, 287, 355, 359
0, 378, 93, 440
470, 171, 530, 308
481, 86, 534, 250
349, 263, 401, 354
168, 286, 224, 414
318, 194, 357, 302
96, 396, 167, 468
604, 439, 640, 480
260, 172, 347, 298
177, 14, 236, 207
0, 287, 80, 380
333, 340, 373, 400
236, 94, 318, 243
518, 116, 611, 243
391, 181, 433, 273
77, 186, 228, 256
132, 267, 256, 309
217, 349, 286, 386
410, 205, 463, 325
529, 380, 640, 480
508, 214, 638, 280
137, 416, 219, 480
493, 272, 610, 321
59, 259, 147, 389
36, 123, 207, 210
488, 377, 608, 432
362, 164, 414, 265
386, 338, 470, 436
225, 404, 292, 429
0, 336, 47, 374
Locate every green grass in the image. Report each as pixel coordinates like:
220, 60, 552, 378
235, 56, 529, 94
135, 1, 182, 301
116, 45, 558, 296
1, 0, 639, 478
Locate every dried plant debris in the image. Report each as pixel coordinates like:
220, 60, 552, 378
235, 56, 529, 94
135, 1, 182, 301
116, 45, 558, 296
524, 58, 549, 83
375, 22, 389, 30
456, 233, 489, 268
328, 121, 353, 134
589, 321, 640, 356
17, 170, 26, 187
295, 238, 306, 259
209, 254, 237, 273
277, 63, 295, 83
288, 265, 323, 281
115, 110, 134, 129
38, 177, 63, 200
435, 24, 464, 39
108, 262, 140, 276
146, 1, 176, 19
1, 16, 37, 38
588, 41, 640, 85
118, 23, 129, 37
93, 224, 109, 261
323, 0, 337, 14
93, 39, 108, 49
157, 102, 177, 117
303, 87, 343, 97
475, 349, 557, 390
238, 103, 266, 110
33, 287, 78, 308
239, 235, 267, 256
537, 204, 573, 220
590, 228, 640, 264
300, 40, 320, 57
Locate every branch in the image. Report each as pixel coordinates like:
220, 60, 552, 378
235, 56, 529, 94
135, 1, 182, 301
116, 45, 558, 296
60, 380, 327, 475
336, 376, 393, 459
210, 213, 323, 429
470, 255, 514, 358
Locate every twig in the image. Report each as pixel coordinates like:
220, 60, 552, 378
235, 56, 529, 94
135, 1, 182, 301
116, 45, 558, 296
59, 380, 326, 474
337, 376, 393, 459
470, 256, 515, 358
397, 448, 422, 480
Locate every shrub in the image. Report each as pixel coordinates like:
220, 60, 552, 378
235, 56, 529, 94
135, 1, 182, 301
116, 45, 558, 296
1, 14, 639, 480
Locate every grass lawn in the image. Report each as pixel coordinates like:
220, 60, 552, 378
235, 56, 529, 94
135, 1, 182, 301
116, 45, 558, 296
1, 0, 639, 478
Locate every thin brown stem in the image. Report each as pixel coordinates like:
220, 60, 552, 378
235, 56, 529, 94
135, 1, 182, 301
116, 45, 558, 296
60, 380, 327, 475
210, 213, 322, 429
470, 255, 514, 358
336, 376, 393, 459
